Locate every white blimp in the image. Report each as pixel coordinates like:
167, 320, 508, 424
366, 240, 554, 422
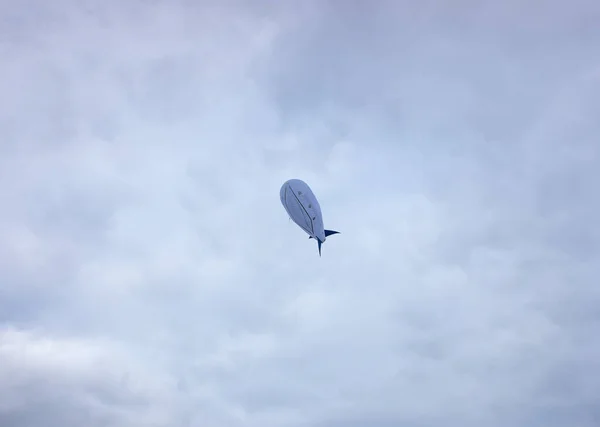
280, 178, 339, 256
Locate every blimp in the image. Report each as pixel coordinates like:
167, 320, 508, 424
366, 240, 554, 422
280, 179, 339, 256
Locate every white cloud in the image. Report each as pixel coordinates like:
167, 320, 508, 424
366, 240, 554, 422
1, 1, 599, 426
0, 327, 181, 426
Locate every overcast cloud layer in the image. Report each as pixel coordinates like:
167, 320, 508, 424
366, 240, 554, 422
1, 1, 600, 426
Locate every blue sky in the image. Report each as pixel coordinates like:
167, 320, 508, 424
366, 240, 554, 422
1, 1, 599, 426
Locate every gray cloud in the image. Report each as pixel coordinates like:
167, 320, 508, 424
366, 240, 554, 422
1, 0, 599, 426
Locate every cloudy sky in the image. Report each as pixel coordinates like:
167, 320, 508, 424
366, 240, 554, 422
1, 1, 599, 426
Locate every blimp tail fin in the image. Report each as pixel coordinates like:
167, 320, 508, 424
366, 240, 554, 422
315, 230, 340, 256
308, 229, 340, 240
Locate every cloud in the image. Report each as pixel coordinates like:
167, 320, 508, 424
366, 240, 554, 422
0, 326, 181, 427
1, 0, 599, 426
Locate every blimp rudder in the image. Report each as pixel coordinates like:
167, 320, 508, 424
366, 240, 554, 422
309, 229, 340, 239
312, 229, 340, 257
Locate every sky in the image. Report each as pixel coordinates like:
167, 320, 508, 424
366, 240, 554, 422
1, 0, 599, 426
